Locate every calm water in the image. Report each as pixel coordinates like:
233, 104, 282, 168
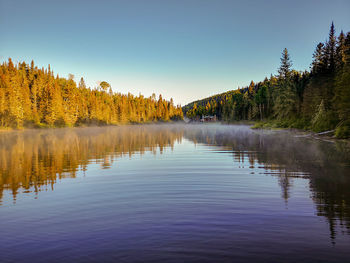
1, 124, 350, 262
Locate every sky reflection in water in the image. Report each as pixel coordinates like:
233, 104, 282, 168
0, 124, 350, 262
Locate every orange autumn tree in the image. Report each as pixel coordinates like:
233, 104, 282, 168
0, 59, 183, 128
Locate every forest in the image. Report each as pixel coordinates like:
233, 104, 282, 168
183, 23, 350, 138
0, 60, 183, 128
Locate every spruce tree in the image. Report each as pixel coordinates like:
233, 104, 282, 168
336, 31, 346, 69
274, 48, 296, 119
334, 32, 350, 123
311, 43, 325, 74
278, 48, 292, 79
327, 22, 337, 71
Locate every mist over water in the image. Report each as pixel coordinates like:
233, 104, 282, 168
0, 124, 350, 262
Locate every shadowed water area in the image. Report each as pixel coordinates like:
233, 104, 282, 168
0, 124, 350, 262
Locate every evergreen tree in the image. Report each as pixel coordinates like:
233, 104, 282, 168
274, 48, 297, 119
326, 22, 337, 71
311, 43, 326, 74
0, 59, 183, 128
336, 31, 346, 69
183, 23, 348, 136
278, 48, 292, 79
334, 32, 350, 123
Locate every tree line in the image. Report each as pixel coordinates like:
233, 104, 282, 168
183, 23, 350, 138
0, 126, 184, 201
0, 60, 183, 128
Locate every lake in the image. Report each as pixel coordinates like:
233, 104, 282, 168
0, 124, 350, 262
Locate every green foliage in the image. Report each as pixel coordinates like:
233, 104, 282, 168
334, 36, 350, 122
288, 118, 310, 130
273, 82, 297, 120
251, 122, 265, 129
335, 121, 350, 139
183, 23, 350, 139
278, 48, 292, 78
311, 100, 338, 132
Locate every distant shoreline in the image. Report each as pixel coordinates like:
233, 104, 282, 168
1, 121, 349, 143
0, 121, 186, 132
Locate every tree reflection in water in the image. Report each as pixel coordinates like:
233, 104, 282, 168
0, 125, 183, 201
183, 125, 350, 242
0, 124, 349, 242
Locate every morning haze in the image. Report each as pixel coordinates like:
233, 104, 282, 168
0, 1, 350, 262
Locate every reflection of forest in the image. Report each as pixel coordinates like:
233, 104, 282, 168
183, 125, 350, 240
1, 124, 349, 240
0, 125, 183, 201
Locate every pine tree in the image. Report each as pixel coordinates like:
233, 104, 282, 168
311, 43, 326, 74
0, 59, 183, 128
79, 77, 86, 89
334, 32, 350, 122
0, 72, 7, 127
326, 22, 337, 71
274, 48, 296, 119
278, 48, 292, 79
336, 31, 346, 69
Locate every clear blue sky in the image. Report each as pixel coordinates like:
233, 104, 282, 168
1, 0, 349, 105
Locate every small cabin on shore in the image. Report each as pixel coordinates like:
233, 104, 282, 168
200, 115, 217, 122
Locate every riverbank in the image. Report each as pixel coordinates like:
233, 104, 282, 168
251, 120, 350, 140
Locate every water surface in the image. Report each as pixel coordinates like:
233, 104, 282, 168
1, 124, 350, 262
